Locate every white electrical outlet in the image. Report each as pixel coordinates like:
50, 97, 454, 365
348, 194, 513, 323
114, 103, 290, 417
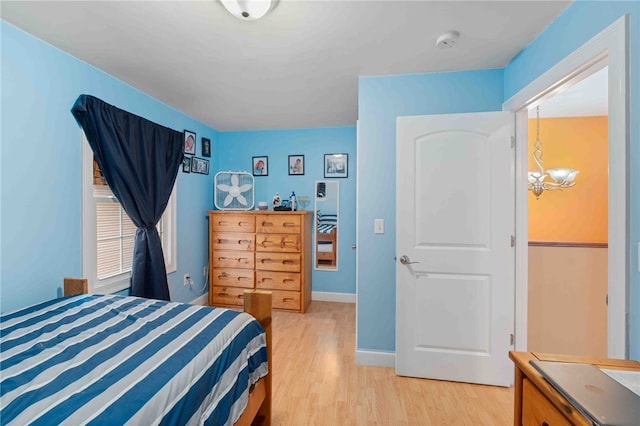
203, 266, 208, 277
183, 273, 191, 286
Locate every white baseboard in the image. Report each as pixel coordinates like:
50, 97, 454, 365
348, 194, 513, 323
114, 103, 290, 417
190, 292, 209, 306
355, 349, 396, 367
312, 291, 356, 303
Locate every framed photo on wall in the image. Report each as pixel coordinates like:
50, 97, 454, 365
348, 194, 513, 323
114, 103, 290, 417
324, 153, 348, 178
201, 137, 211, 157
288, 155, 304, 175
182, 156, 191, 173
252, 156, 268, 176
191, 157, 209, 175
184, 130, 196, 155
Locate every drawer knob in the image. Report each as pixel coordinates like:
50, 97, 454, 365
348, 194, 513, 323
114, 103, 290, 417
262, 221, 273, 227
284, 279, 294, 283
218, 292, 229, 297
283, 298, 295, 302
283, 222, 296, 227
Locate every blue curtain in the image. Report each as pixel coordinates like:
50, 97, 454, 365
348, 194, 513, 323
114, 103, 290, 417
71, 95, 183, 300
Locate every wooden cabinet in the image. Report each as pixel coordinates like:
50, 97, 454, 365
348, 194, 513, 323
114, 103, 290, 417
510, 351, 640, 426
209, 210, 312, 313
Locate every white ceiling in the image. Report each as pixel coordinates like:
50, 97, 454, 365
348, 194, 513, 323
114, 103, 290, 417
532, 67, 608, 118
1, 0, 573, 131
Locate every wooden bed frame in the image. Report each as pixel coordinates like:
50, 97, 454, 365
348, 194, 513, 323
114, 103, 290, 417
63, 278, 272, 426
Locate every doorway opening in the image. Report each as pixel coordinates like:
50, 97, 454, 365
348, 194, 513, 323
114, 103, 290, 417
526, 68, 609, 358
505, 16, 628, 359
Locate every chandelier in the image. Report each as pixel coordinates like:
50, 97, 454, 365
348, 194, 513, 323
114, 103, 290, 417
528, 106, 579, 199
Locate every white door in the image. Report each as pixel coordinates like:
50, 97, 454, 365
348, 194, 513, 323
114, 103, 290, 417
396, 111, 515, 386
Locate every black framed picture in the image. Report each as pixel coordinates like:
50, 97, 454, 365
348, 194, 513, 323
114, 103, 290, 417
191, 157, 209, 175
252, 156, 268, 176
202, 137, 211, 157
288, 155, 304, 175
182, 156, 191, 173
184, 130, 196, 155
324, 153, 348, 178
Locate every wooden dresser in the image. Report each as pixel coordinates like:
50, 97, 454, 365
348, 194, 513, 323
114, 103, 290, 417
509, 351, 640, 426
209, 210, 312, 313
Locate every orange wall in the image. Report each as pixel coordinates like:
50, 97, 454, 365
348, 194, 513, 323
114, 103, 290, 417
528, 116, 608, 243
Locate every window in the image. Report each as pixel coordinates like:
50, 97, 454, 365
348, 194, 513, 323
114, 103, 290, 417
82, 133, 177, 294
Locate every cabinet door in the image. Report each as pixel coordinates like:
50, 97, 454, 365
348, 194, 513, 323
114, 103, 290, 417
255, 233, 301, 253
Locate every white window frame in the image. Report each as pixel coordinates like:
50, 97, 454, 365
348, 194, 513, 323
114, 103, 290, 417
82, 132, 177, 294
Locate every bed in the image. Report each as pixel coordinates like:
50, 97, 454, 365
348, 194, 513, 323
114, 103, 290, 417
0, 278, 272, 426
316, 211, 337, 267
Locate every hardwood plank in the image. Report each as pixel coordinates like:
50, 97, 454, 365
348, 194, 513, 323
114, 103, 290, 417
271, 302, 513, 425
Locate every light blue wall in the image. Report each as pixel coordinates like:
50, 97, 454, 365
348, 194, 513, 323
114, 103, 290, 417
504, 0, 640, 360
357, 69, 505, 352
218, 127, 357, 294
0, 22, 215, 311
356, 1, 639, 360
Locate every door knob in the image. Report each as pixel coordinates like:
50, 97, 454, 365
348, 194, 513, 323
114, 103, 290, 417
399, 255, 419, 265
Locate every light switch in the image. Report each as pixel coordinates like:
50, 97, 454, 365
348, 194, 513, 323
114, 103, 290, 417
374, 219, 384, 234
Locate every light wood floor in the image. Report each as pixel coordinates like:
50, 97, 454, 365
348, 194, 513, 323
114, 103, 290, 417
271, 301, 514, 425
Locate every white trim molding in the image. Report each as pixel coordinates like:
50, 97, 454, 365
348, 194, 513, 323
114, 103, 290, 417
312, 291, 356, 304
189, 292, 209, 306
355, 349, 396, 367
504, 15, 629, 359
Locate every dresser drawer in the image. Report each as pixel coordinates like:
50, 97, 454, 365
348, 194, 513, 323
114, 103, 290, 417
210, 286, 246, 307
255, 252, 301, 272
317, 251, 335, 260
212, 268, 254, 289
255, 233, 301, 253
271, 290, 301, 311
256, 271, 301, 291
212, 232, 255, 252
523, 379, 571, 426
211, 214, 256, 232
256, 214, 301, 234
212, 250, 255, 269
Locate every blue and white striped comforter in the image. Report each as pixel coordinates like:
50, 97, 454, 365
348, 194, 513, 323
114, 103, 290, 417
0, 294, 268, 426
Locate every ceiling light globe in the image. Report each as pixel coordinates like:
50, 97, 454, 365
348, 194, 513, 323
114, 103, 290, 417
221, 0, 277, 21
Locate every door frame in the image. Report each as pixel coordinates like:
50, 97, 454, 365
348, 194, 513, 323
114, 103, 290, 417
503, 16, 629, 358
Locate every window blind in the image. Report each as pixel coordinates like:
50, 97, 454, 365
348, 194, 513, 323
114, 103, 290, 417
93, 158, 165, 280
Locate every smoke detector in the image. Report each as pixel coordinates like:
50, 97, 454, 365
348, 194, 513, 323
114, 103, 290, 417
436, 31, 460, 49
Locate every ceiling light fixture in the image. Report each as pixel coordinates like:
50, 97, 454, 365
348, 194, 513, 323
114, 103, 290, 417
528, 106, 579, 199
220, 0, 279, 21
